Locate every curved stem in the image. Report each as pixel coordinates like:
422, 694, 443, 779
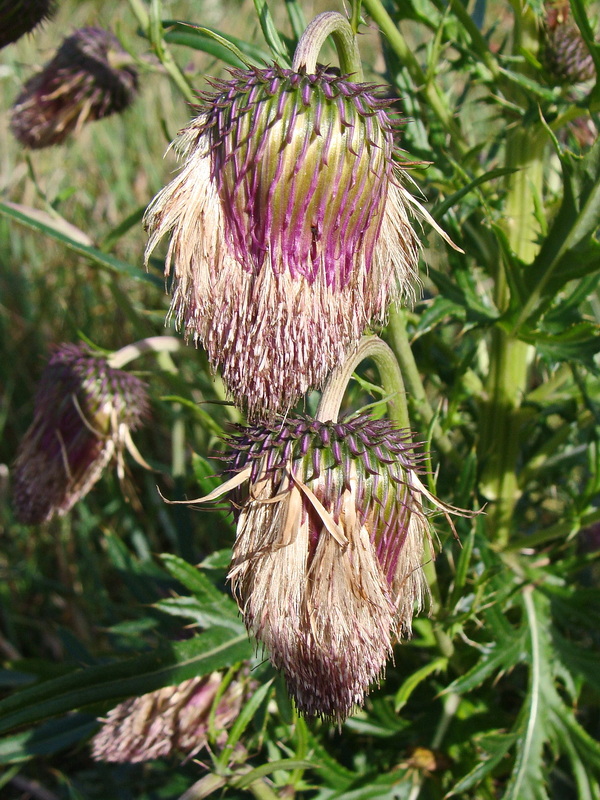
316, 335, 408, 427
292, 11, 363, 78
108, 336, 182, 369
387, 307, 456, 460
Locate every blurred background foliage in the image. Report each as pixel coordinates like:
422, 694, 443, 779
0, 0, 599, 798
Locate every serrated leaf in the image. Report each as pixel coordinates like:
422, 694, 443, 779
498, 591, 550, 800
520, 322, 600, 368
159, 554, 241, 630
448, 732, 517, 796
0, 629, 252, 735
395, 657, 448, 711
413, 296, 465, 338
521, 137, 600, 324
445, 633, 524, 694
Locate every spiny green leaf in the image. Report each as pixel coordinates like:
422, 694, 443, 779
0, 630, 252, 735
448, 732, 517, 796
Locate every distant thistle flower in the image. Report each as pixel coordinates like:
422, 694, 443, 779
12, 343, 148, 524
215, 414, 432, 721
144, 65, 425, 419
0, 0, 56, 49
11, 27, 138, 149
543, 0, 595, 84
91, 671, 246, 763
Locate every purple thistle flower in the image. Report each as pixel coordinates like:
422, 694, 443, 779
91, 671, 248, 763
0, 0, 56, 49
12, 343, 148, 524
10, 27, 138, 149
144, 65, 422, 420
221, 414, 431, 722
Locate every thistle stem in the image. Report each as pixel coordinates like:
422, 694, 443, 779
108, 336, 182, 369
477, 8, 543, 548
316, 335, 408, 427
292, 12, 363, 78
387, 307, 455, 459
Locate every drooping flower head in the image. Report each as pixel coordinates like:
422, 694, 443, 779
91, 670, 248, 763
0, 0, 57, 49
144, 63, 423, 419
218, 414, 431, 722
10, 27, 138, 149
543, 0, 595, 84
12, 343, 148, 524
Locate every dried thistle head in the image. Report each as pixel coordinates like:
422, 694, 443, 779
0, 0, 57, 49
543, 0, 596, 84
12, 343, 148, 524
218, 414, 432, 722
10, 27, 138, 148
144, 65, 423, 420
91, 671, 247, 763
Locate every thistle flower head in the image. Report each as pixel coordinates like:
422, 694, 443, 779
220, 413, 430, 722
10, 27, 138, 149
543, 0, 595, 84
145, 65, 422, 419
0, 0, 57, 49
91, 671, 247, 763
12, 343, 148, 524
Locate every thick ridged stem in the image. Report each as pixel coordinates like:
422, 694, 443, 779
478, 7, 543, 548
292, 12, 363, 78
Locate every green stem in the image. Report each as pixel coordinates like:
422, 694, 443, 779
108, 336, 182, 369
128, 0, 195, 103
478, 9, 544, 548
292, 11, 363, 78
387, 307, 455, 459
316, 335, 409, 427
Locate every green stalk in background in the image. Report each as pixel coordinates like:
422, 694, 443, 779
478, 4, 544, 547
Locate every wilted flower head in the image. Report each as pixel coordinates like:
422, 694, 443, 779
145, 64, 424, 419
11, 27, 138, 148
0, 0, 56, 49
12, 343, 148, 524
543, 0, 595, 84
214, 414, 431, 721
91, 671, 247, 763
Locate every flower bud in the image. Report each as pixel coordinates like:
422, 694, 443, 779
10, 27, 138, 149
145, 65, 422, 420
0, 0, 56, 49
12, 343, 148, 524
91, 670, 247, 762
222, 414, 431, 721
543, 0, 595, 84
